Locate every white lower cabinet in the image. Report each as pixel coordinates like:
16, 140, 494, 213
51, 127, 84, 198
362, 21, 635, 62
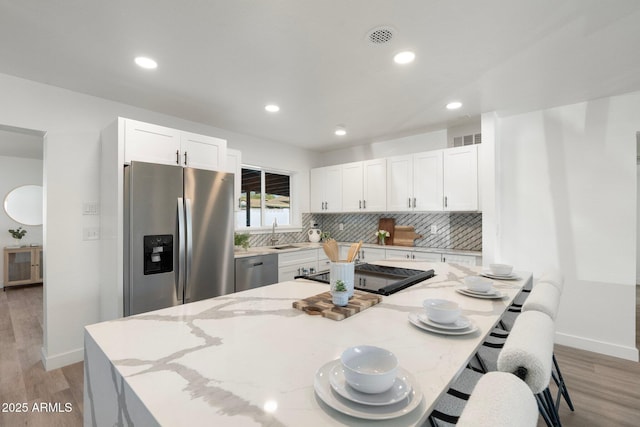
278, 249, 319, 282
385, 248, 442, 262
441, 253, 478, 266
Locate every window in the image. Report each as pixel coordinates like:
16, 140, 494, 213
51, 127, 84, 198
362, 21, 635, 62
237, 167, 291, 228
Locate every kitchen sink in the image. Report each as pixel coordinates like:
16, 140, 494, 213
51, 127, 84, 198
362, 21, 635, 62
273, 245, 298, 250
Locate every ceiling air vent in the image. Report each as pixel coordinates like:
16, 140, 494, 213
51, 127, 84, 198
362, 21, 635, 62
453, 133, 482, 147
366, 26, 395, 45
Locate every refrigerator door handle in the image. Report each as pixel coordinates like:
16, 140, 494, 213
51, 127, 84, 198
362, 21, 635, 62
184, 198, 193, 302
177, 197, 186, 302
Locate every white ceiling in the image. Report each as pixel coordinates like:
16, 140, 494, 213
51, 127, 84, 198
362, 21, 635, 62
1, 0, 640, 153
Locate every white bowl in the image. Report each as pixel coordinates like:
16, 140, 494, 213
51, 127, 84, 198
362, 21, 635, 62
490, 263, 513, 276
423, 299, 461, 324
340, 345, 398, 394
464, 276, 493, 293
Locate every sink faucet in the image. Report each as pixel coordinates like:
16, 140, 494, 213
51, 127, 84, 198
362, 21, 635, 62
270, 218, 279, 245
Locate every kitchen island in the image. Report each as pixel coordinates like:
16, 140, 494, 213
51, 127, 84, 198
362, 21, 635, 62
84, 261, 530, 426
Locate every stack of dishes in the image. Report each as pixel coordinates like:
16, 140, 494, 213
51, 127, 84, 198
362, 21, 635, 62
480, 263, 519, 280
314, 346, 422, 420
408, 299, 478, 335
455, 276, 506, 299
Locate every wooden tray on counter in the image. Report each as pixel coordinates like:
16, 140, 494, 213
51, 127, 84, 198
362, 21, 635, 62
292, 290, 383, 321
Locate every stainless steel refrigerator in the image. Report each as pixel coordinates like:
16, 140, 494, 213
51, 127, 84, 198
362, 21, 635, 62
123, 161, 234, 316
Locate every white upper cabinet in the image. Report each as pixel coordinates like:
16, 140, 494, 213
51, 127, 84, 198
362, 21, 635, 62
443, 145, 478, 211
123, 118, 226, 171
387, 147, 477, 212
386, 155, 414, 211
413, 150, 444, 211
363, 159, 387, 211
124, 119, 181, 165
387, 152, 442, 211
312, 145, 478, 214
181, 131, 226, 171
341, 159, 387, 212
310, 165, 342, 213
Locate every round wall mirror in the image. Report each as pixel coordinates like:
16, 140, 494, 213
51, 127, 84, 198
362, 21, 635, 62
3, 185, 43, 226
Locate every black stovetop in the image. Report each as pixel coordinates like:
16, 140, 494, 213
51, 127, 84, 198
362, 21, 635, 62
301, 263, 435, 296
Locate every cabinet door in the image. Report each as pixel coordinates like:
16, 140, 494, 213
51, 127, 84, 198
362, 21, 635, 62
385, 248, 414, 260
443, 145, 478, 211
182, 131, 226, 171
4, 248, 35, 285
359, 247, 386, 263
386, 155, 414, 211
342, 161, 363, 212
324, 166, 343, 212
412, 251, 442, 262
441, 253, 477, 266
309, 168, 326, 213
413, 150, 443, 211
363, 159, 386, 211
124, 119, 181, 165
226, 149, 242, 212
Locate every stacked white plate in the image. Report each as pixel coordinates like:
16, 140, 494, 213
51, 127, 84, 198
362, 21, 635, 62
314, 359, 422, 420
479, 270, 520, 280
407, 311, 478, 335
455, 286, 506, 299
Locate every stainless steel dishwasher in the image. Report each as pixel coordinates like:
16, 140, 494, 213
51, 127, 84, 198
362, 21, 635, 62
234, 253, 278, 292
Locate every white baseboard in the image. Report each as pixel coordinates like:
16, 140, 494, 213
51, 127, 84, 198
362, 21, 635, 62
555, 332, 639, 362
41, 346, 84, 371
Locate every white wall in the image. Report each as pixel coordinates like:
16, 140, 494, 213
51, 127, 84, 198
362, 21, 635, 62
0, 72, 316, 370
317, 129, 447, 166
0, 155, 43, 286
490, 92, 639, 361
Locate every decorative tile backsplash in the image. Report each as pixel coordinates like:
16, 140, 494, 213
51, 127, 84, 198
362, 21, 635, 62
246, 212, 482, 251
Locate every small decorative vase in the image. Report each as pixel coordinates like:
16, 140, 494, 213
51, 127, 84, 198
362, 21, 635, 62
14, 238, 22, 247
331, 291, 349, 306
379, 237, 386, 246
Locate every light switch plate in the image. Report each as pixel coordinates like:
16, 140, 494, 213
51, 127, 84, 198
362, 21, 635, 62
430, 225, 438, 234
83, 227, 100, 240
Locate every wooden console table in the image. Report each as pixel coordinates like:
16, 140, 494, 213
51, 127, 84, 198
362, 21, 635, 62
3, 245, 43, 289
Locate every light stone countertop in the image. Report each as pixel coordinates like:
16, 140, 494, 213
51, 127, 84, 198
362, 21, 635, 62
234, 241, 481, 259
84, 261, 529, 426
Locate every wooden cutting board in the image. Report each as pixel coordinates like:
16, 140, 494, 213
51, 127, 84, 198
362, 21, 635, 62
393, 225, 423, 247
378, 218, 395, 245
292, 290, 383, 321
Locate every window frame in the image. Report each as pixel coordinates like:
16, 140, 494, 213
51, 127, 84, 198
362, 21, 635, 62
236, 165, 296, 231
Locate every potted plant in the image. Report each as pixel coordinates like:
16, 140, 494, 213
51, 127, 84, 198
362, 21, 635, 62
234, 232, 250, 250
9, 226, 27, 246
376, 229, 390, 245
332, 279, 349, 306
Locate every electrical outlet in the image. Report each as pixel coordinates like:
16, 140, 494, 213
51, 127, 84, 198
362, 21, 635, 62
430, 225, 438, 234
339, 223, 344, 231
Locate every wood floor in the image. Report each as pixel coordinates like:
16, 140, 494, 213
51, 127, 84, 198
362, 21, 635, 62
0, 285, 83, 427
0, 285, 638, 427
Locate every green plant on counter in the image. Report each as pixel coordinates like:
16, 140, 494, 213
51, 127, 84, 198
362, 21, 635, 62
334, 280, 347, 292
234, 232, 250, 250
9, 226, 27, 240
320, 231, 331, 241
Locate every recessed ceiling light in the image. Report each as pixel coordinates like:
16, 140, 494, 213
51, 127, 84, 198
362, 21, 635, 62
265, 104, 280, 113
335, 126, 347, 136
134, 56, 158, 69
393, 51, 415, 65
446, 101, 463, 110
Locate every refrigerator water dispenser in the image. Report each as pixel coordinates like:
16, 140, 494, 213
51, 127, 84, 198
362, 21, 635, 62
144, 235, 173, 275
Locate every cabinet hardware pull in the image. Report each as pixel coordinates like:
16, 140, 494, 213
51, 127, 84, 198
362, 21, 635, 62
184, 151, 188, 165
412, 198, 416, 208
444, 196, 448, 208
359, 200, 362, 209
176, 150, 180, 164
408, 198, 412, 208
363, 200, 366, 209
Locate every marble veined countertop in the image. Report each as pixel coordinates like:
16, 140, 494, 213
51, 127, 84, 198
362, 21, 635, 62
84, 261, 529, 426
